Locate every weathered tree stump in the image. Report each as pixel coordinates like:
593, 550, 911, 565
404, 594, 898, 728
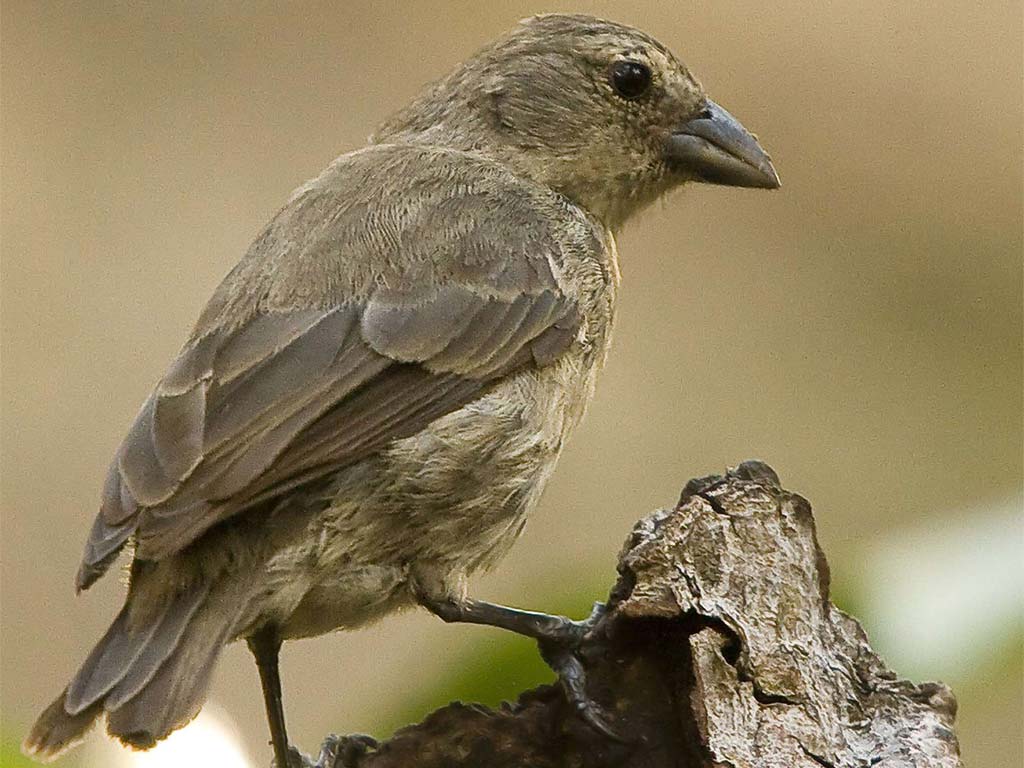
311, 461, 962, 767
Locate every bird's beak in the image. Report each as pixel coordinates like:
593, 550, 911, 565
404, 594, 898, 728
665, 100, 780, 189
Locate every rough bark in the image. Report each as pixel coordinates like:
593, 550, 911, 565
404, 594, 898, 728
314, 461, 962, 768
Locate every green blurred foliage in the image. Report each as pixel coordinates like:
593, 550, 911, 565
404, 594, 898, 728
2, 738, 39, 768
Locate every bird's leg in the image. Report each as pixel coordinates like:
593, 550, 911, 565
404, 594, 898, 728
417, 592, 618, 738
419, 595, 594, 644
248, 625, 300, 768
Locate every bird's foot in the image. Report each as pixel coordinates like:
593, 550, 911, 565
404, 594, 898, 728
537, 601, 623, 741
271, 745, 308, 768
306, 733, 379, 768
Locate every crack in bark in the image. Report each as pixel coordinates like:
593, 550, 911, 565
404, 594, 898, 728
799, 743, 835, 767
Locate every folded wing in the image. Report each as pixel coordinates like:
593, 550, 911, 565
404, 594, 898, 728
77, 146, 594, 589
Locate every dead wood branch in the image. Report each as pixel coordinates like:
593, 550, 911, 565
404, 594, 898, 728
310, 461, 961, 768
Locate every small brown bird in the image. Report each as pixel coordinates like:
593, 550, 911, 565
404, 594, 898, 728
25, 13, 778, 766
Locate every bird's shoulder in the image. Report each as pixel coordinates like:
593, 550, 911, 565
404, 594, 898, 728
195, 142, 607, 338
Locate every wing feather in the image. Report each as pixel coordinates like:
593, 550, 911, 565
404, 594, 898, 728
76, 144, 603, 585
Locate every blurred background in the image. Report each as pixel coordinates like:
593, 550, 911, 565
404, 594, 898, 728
2, 1, 1021, 766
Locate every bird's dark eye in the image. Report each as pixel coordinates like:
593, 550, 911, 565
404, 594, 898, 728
609, 60, 652, 100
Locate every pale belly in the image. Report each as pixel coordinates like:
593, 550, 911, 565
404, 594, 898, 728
272, 359, 595, 640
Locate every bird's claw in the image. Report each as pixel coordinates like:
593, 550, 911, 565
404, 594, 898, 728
537, 602, 623, 741
546, 600, 607, 646
282, 734, 378, 768
316, 733, 379, 768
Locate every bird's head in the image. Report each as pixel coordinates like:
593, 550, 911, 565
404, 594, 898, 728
374, 14, 779, 229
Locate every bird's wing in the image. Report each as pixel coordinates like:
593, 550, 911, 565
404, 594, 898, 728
77, 145, 599, 589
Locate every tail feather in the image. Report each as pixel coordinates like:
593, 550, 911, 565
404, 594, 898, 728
64, 603, 164, 715
23, 584, 235, 762
104, 583, 210, 709
22, 693, 102, 764
106, 614, 233, 749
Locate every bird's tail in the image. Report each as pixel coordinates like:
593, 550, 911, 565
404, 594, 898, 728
23, 581, 238, 763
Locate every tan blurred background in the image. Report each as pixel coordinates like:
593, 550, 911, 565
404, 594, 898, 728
2, 1, 1021, 766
